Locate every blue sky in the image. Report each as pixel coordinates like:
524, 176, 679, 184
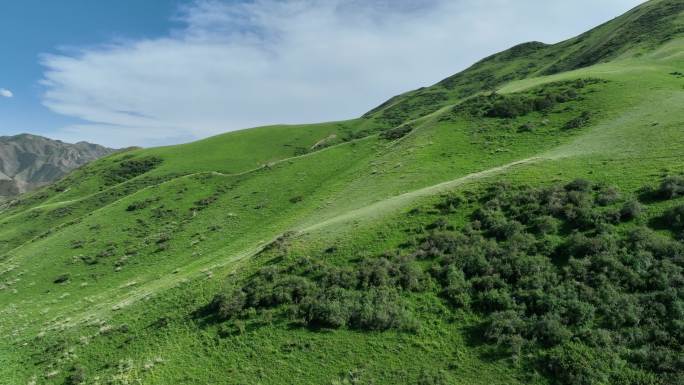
1, 0, 645, 148
0, 0, 185, 139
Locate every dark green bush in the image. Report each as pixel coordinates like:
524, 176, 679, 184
532, 215, 560, 235
207, 254, 421, 332
663, 204, 684, 229
657, 175, 684, 199
126, 197, 159, 212
486, 95, 534, 118
435, 194, 463, 214
348, 288, 415, 331
596, 186, 621, 206
417, 369, 450, 385
543, 343, 613, 385
563, 111, 591, 129
620, 200, 643, 220
104, 156, 162, 185
450, 79, 599, 121
210, 291, 247, 320
53, 274, 70, 284
299, 287, 354, 328
380, 124, 414, 140
64, 365, 86, 385
193, 196, 217, 211
565, 178, 592, 192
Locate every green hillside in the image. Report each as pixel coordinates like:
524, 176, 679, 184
1, 1, 683, 384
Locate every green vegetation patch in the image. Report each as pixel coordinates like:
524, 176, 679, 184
451, 78, 605, 120
103, 156, 163, 185
205, 252, 424, 332
207, 177, 684, 385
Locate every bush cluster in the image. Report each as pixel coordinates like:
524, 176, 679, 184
379, 124, 414, 141
421, 180, 683, 384
104, 156, 162, 185
208, 254, 425, 332
453, 79, 604, 120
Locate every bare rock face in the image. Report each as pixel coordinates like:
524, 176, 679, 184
0, 134, 115, 197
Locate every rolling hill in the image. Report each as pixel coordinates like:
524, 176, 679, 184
0, 134, 115, 198
1, 1, 683, 384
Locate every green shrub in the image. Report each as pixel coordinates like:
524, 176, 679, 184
565, 178, 592, 192
563, 111, 591, 129
485, 310, 525, 345
440, 266, 470, 307
126, 197, 159, 212
104, 156, 162, 185
53, 274, 70, 284
210, 291, 247, 320
657, 175, 684, 199
543, 342, 613, 385
473, 288, 516, 312
435, 194, 463, 214
417, 369, 450, 385
379, 124, 414, 140
299, 287, 354, 328
532, 215, 559, 235
486, 95, 534, 118
620, 200, 643, 220
596, 186, 621, 206
193, 196, 217, 211
64, 365, 86, 385
348, 288, 414, 331
663, 204, 684, 228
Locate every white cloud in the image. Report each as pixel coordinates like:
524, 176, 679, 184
41, 0, 646, 147
0, 88, 13, 98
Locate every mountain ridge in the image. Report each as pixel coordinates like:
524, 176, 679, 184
0, 133, 115, 197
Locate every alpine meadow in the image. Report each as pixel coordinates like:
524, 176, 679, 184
2, 0, 684, 384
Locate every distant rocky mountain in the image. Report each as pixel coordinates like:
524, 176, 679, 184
0, 133, 115, 197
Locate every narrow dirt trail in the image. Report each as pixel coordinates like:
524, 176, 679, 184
299, 156, 544, 233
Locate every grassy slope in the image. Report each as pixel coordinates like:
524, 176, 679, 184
1, 1, 683, 384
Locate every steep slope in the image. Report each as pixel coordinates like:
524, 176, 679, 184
364, 0, 684, 127
1, 1, 683, 384
0, 134, 115, 197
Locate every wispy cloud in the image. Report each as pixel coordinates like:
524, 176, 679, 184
0, 88, 13, 98
40, 0, 645, 147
